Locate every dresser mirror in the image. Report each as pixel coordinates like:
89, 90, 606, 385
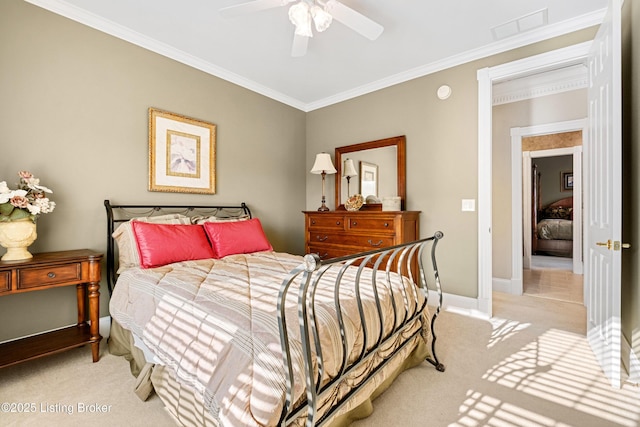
334, 135, 406, 210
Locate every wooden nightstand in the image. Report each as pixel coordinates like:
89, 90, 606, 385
0, 249, 103, 368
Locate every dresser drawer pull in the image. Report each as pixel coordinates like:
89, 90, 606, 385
312, 252, 330, 259
316, 235, 329, 242
352, 221, 357, 226
336, 221, 341, 225
368, 240, 383, 247
311, 219, 316, 225
384, 223, 389, 227
47, 272, 56, 278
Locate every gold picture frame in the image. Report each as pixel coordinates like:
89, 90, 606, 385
148, 108, 216, 194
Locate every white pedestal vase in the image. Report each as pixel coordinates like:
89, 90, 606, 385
0, 219, 37, 261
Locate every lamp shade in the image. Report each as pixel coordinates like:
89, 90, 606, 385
342, 158, 358, 177
311, 153, 337, 174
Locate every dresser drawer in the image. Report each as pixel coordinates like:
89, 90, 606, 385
307, 245, 356, 261
307, 215, 346, 230
17, 263, 83, 290
0, 271, 10, 293
347, 216, 396, 234
308, 231, 394, 249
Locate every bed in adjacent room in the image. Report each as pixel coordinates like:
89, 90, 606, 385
104, 200, 445, 427
532, 166, 573, 258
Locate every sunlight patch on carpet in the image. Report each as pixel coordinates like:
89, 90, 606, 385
454, 391, 571, 427
477, 328, 640, 426
487, 317, 531, 349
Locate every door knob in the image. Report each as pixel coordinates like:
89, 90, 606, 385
596, 240, 631, 250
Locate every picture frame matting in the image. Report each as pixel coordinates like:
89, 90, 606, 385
148, 108, 216, 194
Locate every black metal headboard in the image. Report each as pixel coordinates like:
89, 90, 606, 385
104, 200, 252, 295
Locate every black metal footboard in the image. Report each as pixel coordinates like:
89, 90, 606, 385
277, 232, 445, 426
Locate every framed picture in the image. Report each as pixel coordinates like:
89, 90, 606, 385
561, 171, 573, 191
148, 108, 216, 194
359, 161, 378, 198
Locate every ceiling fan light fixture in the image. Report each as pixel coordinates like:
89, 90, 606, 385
289, 2, 313, 37
311, 5, 332, 32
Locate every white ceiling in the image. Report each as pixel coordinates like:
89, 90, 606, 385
26, 0, 608, 111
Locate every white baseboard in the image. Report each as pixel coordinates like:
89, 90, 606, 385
493, 277, 522, 295
492, 278, 512, 294
622, 335, 640, 384
99, 315, 112, 338
428, 290, 491, 319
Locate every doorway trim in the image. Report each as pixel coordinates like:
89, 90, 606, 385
513, 119, 586, 294
477, 41, 592, 317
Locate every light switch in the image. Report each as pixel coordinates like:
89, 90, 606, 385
462, 199, 475, 212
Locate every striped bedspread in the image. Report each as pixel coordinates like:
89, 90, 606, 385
109, 251, 428, 426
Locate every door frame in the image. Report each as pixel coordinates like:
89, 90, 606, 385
477, 41, 592, 317
513, 120, 586, 284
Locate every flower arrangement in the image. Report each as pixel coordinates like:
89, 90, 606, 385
0, 171, 56, 222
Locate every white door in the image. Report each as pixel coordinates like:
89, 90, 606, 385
585, 0, 622, 388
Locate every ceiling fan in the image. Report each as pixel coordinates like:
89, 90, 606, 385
219, 0, 384, 57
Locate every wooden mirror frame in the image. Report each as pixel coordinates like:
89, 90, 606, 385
335, 135, 406, 211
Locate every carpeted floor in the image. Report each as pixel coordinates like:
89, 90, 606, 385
1, 292, 639, 427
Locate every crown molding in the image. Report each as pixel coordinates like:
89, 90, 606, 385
492, 64, 588, 105
26, 0, 605, 112
306, 8, 605, 111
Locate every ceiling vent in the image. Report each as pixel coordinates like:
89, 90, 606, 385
491, 8, 549, 41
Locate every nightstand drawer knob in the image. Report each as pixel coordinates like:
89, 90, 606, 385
47, 272, 56, 278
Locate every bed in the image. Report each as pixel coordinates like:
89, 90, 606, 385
104, 200, 445, 427
532, 165, 573, 257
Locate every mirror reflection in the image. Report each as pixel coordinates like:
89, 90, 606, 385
334, 135, 406, 210
340, 147, 397, 204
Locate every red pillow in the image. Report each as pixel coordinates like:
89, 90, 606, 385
203, 218, 273, 259
131, 221, 215, 268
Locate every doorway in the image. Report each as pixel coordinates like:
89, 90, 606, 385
477, 41, 591, 317
520, 134, 585, 305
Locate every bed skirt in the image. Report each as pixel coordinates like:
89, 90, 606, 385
108, 319, 430, 427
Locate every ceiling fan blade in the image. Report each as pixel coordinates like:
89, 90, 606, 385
325, 0, 384, 40
219, 0, 287, 18
291, 33, 309, 57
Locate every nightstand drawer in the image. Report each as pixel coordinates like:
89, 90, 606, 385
347, 217, 396, 233
17, 263, 82, 290
0, 271, 10, 293
308, 215, 346, 230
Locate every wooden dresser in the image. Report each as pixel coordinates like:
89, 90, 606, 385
0, 249, 103, 368
304, 211, 420, 260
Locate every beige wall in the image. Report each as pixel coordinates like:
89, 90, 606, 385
0, 1, 306, 342
306, 30, 597, 298
492, 90, 587, 280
